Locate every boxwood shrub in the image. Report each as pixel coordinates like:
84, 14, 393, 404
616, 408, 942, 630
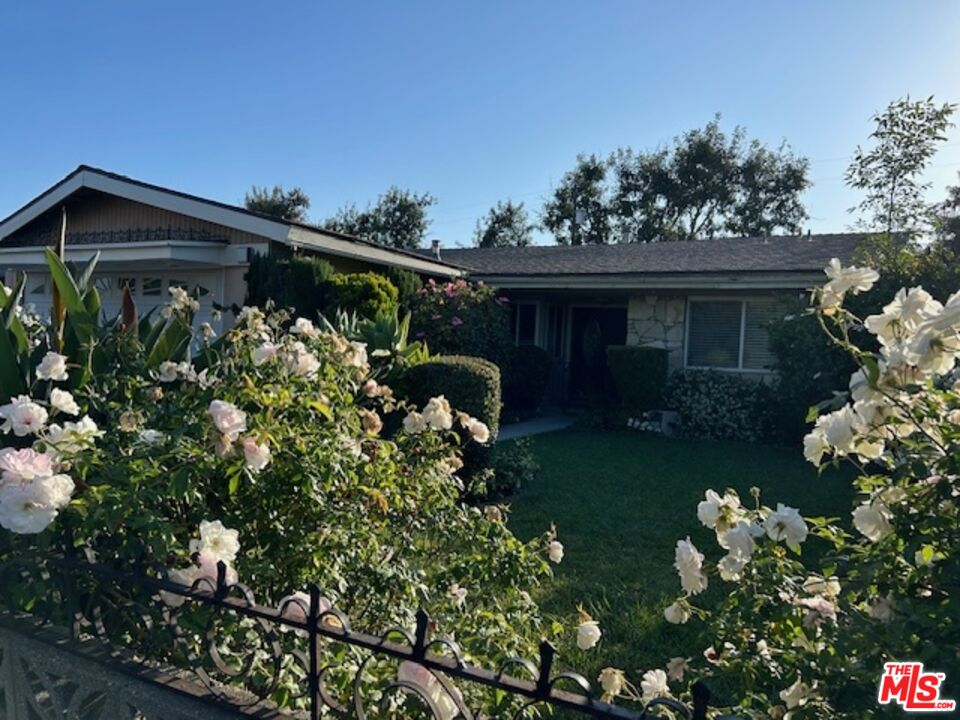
400, 355, 502, 497
606, 345, 669, 411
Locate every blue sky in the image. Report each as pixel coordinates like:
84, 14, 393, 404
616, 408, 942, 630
1, 1, 958, 246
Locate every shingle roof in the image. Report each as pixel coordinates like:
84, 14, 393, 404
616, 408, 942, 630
434, 234, 867, 276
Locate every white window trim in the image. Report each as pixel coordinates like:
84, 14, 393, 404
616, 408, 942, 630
683, 295, 776, 374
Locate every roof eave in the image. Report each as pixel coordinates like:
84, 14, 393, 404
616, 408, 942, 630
467, 270, 823, 290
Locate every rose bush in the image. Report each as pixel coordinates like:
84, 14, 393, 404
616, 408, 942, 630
0, 257, 563, 713
582, 259, 959, 717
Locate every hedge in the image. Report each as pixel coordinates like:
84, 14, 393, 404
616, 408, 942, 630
502, 345, 552, 420
663, 369, 776, 443
246, 252, 335, 319
606, 345, 669, 411
246, 252, 400, 321
400, 355, 502, 497
328, 272, 399, 319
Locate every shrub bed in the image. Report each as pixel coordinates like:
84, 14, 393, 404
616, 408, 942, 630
663, 369, 776, 443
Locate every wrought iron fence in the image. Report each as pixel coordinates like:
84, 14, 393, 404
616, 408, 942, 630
0, 550, 715, 720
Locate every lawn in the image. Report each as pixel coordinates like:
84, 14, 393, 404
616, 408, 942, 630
505, 427, 854, 687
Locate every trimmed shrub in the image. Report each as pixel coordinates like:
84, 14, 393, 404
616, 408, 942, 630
245, 252, 335, 319
502, 345, 552, 421
409, 278, 513, 365
384, 266, 423, 311
606, 345, 669, 411
400, 355, 502, 497
663, 369, 776, 443
328, 272, 399, 319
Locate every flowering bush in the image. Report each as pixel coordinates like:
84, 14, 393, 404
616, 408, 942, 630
663, 369, 777, 443
586, 260, 960, 717
409, 278, 513, 364
0, 256, 563, 713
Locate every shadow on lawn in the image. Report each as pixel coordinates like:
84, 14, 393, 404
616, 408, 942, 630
505, 428, 854, 694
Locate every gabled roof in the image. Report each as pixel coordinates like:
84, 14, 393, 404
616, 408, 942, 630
0, 166, 461, 277
437, 234, 867, 276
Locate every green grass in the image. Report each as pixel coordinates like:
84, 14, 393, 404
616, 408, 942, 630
506, 427, 853, 683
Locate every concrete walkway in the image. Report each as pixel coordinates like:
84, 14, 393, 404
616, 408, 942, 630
497, 414, 577, 442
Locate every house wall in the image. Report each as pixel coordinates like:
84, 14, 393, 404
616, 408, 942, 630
625, 294, 687, 370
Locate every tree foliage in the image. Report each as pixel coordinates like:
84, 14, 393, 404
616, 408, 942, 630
244, 185, 311, 222
541, 154, 613, 245
325, 187, 436, 249
541, 119, 810, 245
473, 200, 535, 248
933, 172, 960, 253
845, 96, 955, 236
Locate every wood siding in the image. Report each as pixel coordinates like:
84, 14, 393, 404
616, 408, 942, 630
4, 191, 270, 248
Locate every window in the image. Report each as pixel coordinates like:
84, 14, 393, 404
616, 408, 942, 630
685, 299, 776, 371
511, 303, 538, 345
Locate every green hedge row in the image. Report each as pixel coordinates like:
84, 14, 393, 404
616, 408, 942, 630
245, 251, 418, 321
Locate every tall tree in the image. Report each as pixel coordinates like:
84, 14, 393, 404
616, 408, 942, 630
845, 96, 955, 236
244, 185, 311, 222
473, 200, 535, 248
541, 154, 613, 245
325, 186, 436, 249
610, 117, 809, 242
933, 172, 960, 253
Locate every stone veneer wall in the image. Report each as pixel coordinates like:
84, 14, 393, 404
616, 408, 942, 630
625, 294, 686, 370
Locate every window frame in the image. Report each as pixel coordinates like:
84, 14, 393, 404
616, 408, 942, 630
683, 296, 776, 374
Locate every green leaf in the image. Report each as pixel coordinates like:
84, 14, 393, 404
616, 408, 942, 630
44, 247, 86, 314
309, 401, 333, 421
0, 323, 26, 402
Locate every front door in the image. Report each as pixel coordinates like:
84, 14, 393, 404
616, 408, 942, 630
568, 306, 627, 403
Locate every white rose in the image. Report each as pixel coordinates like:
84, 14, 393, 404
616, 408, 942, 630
852, 501, 892, 542
763, 503, 808, 551
640, 668, 670, 704
598, 667, 625, 701
291, 317, 319, 339
463, 417, 490, 444
802, 429, 829, 466
422, 396, 453, 431
193, 519, 240, 563
576, 619, 601, 650
157, 361, 179, 383
666, 657, 689, 682
663, 600, 690, 625
36, 352, 69, 382
252, 342, 279, 366
0, 395, 49, 436
402, 411, 427, 434
160, 566, 199, 608
344, 341, 368, 369
49, 388, 80, 416
447, 583, 467, 609
696, 489, 744, 533
0, 447, 55, 483
824, 258, 879, 295
241, 437, 271, 473
208, 400, 247, 442
779, 678, 816, 710
674, 538, 707, 595
548, 540, 564, 564
0, 481, 60, 533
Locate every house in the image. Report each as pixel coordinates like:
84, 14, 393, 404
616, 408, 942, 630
435, 235, 866, 402
0, 166, 460, 331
